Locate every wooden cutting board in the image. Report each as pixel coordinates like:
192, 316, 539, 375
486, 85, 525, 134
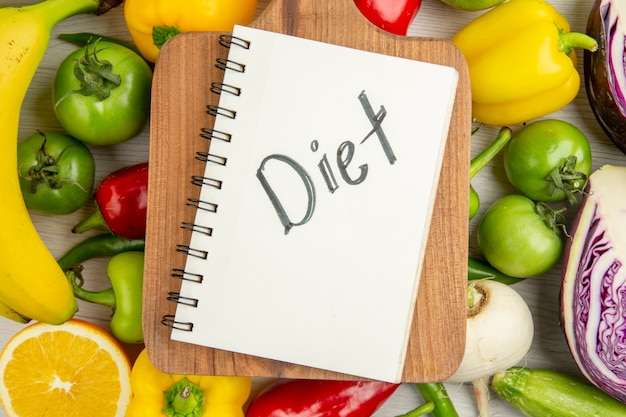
143, 0, 471, 382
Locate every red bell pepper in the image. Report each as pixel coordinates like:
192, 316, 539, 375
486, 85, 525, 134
246, 379, 399, 417
353, 0, 422, 36
72, 162, 148, 239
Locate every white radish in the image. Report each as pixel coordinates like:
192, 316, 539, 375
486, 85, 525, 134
446, 279, 534, 417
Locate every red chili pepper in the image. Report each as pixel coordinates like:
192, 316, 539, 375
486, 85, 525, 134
72, 162, 148, 239
246, 379, 399, 417
353, 0, 422, 36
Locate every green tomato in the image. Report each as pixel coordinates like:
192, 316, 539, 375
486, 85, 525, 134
503, 119, 592, 204
17, 131, 95, 215
52, 39, 152, 145
477, 194, 564, 278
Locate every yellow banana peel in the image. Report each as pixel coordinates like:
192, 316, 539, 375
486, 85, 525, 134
0, 0, 101, 324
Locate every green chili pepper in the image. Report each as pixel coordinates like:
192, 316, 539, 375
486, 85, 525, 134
469, 126, 513, 219
57, 233, 145, 271
67, 251, 144, 344
397, 383, 459, 417
468, 257, 525, 285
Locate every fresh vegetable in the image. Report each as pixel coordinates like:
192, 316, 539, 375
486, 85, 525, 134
403, 383, 460, 417
439, 0, 504, 11
17, 130, 95, 215
73, 162, 149, 239
67, 251, 145, 344
492, 367, 626, 416
451, 0, 598, 126
246, 379, 399, 417
446, 280, 534, 417
469, 126, 512, 219
52, 38, 152, 145
584, 0, 626, 154
0, 0, 103, 325
123, 0, 258, 63
467, 257, 524, 285
561, 165, 626, 403
477, 194, 565, 278
353, 0, 422, 36
126, 348, 251, 417
57, 233, 146, 271
503, 119, 592, 205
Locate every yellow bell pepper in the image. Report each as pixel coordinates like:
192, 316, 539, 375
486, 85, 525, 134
123, 0, 258, 63
125, 349, 252, 417
452, 0, 598, 126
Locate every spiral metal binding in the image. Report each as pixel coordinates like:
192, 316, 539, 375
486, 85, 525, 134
186, 197, 218, 213
176, 244, 209, 259
163, 32, 252, 332
206, 105, 236, 119
210, 82, 241, 96
218, 34, 251, 50
171, 268, 204, 283
200, 127, 232, 142
161, 315, 193, 332
195, 151, 227, 166
181, 221, 213, 237
167, 292, 199, 307
191, 175, 222, 189
215, 58, 246, 73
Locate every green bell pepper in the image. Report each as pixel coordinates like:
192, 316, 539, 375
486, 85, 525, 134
59, 233, 145, 344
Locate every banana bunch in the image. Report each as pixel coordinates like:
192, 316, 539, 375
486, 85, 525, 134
0, 0, 101, 324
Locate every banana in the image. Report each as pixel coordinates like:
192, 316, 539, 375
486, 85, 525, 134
0, 299, 30, 325
0, 0, 101, 324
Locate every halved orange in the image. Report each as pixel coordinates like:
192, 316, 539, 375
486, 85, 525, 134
0, 319, 132, 417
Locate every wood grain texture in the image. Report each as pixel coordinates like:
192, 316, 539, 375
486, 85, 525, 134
143, 0, 471, 382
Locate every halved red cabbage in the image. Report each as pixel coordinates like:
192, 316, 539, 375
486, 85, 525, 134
561, 165, 626, 403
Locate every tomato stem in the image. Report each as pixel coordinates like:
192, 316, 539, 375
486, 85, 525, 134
536, 202, 568, 237
69, 38, 121, 101
545, 156, 588, 205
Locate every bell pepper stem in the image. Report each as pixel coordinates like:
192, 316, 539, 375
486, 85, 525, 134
66, 267, 116, 308
558, 30, 598, 56
396, 383, 459, 417
163, 377, 206, 417
72, 206, 110, 234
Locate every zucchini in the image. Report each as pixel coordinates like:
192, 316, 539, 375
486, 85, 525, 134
492, 367, 626, 416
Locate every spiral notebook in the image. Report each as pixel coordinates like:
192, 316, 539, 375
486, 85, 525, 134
167, 24, 458, 382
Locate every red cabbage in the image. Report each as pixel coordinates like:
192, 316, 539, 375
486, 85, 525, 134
561, 165, 626, 404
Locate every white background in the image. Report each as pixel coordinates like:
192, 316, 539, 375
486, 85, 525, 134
3, 0, 626, 416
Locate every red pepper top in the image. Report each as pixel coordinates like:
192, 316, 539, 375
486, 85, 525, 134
96, 162, 148, 239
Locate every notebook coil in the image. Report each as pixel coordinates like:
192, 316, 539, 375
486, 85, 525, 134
161, 315, 193, 332
171, 268, 204, 283
163, 33, 252, 332
200, 127, 232, 142
176, 244, 208, 259
167, 292, 199, 307
181, 221, 213, 236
